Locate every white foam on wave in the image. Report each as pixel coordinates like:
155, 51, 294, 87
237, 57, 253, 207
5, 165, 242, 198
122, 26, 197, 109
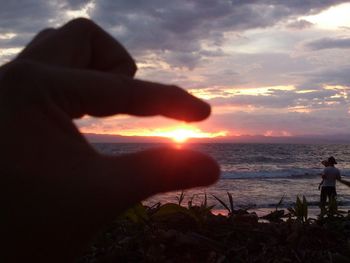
220, 168, 323, 179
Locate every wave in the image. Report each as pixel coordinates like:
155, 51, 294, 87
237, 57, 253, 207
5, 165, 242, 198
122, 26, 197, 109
94, 143, 350, 180
221, 169, 350, 180
236, 156, 295, 164
215, 200, 350, 210
221, 169, 319, 179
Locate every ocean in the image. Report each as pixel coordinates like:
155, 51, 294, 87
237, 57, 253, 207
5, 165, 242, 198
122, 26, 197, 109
93, 143, 350, 216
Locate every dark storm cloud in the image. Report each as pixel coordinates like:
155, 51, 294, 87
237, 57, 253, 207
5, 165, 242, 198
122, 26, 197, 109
305, 37, 350, 50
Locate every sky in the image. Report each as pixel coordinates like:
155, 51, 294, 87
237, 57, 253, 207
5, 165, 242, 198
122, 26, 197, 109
1, 0, 350, 140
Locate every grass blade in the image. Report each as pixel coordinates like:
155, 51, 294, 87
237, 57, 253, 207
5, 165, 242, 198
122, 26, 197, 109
212, 194, 231, 213
227, 192, 234, 213
276, 194, 285, 210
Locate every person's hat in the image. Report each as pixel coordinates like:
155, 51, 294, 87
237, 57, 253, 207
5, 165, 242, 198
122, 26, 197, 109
328, 156, 337, 164
321, 160, 328, 166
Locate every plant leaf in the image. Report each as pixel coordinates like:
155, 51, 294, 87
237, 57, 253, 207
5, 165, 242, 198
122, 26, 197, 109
276, 194, 285, 210
152, 203, 196, 220
227, 192, 234, 213
302, 195, 308, 221
119, 202, 148, 223
212, 194, 231, 213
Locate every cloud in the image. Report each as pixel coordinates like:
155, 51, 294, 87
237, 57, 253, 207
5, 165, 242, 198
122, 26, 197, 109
0, 0, 95, 62
305, 37, 350, 50
0, 34, 31, 48
65, 0, 92, 10
0, 0, 348, 68
0, 1, 60, 34
297, 65, 350, 90
207, 87, 347, 111
255, 0, 349, 16
207, 107, 350, 136
286, 19, 314, 30
162, 52, 201, 70
89, 0, 349, 68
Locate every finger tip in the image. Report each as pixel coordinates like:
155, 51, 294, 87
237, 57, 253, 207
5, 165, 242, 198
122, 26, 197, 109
196, 100, 211, 120
125, 148, 220, 195
170, 149, 220, 187
160, 85, 212, 122
183, 100, 212, 123
195, 154, 221, 186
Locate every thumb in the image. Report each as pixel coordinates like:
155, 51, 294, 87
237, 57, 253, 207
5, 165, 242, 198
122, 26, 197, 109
95, 148, 220, 208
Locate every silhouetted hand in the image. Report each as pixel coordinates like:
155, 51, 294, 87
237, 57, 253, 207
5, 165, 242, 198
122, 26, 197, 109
0, 18, 219, 262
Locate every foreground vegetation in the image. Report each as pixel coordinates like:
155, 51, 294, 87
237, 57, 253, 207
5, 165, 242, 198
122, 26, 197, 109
79, 193, 350, 263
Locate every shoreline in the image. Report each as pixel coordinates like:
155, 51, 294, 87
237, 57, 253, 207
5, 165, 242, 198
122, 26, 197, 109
145, 177, 350, 216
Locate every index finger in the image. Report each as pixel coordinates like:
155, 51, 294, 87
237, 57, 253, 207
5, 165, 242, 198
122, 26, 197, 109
17, 18, 137, 76
27, 62, 210, 121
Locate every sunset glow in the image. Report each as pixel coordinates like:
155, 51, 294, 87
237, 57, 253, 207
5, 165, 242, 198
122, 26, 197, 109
162, 128, 197, 143
139, 125, 227, 143
78, 121, 228, 142
2, 1, 350, 140
149, 127, 219, 143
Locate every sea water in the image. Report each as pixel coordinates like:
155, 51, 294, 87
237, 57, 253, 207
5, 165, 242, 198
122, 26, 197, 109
93, 143, 350, 215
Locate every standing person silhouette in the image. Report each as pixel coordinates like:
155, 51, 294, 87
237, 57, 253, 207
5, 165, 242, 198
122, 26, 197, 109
0, 18, 220, 262
318, 159, 329, 190
320, 156, 341, 212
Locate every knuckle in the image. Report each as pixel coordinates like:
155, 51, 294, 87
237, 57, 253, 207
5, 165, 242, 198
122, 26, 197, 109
129, 60, 138, 76
168, 84, 183, 94
36, 28, 56, 38
1, 60, 33, 84
38, 27, 55, 34
120, 58, 137, 77
0, 60, 40, 100
17, 28, 57, 60
65, 17, 96, 31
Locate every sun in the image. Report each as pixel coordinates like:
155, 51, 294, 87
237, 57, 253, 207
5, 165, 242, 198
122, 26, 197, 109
167, 128, 197, 143
148, 125, 227, 143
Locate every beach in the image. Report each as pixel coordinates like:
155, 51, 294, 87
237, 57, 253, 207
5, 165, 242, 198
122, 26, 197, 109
94, 143, 350, 216
81, 178, 350, 263
145, 178, 350, 218
76, 143, 350, 262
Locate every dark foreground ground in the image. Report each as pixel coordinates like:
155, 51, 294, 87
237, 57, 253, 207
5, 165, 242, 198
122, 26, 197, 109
79, 196, 350, 263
